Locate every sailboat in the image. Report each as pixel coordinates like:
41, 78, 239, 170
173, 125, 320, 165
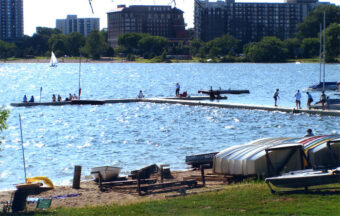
308, 11, 337, 91
49, 51, 58, 67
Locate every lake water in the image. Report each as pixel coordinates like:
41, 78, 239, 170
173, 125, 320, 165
0, 63, 339, 191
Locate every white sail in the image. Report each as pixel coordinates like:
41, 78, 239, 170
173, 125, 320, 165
50, 51, 58, 67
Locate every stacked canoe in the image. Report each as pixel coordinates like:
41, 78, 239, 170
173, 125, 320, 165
213, 135, 340, 177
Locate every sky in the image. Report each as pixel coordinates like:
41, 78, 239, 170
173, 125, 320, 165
24, 0, 339, 36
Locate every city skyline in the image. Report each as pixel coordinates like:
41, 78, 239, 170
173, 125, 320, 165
24, 0, 339, 36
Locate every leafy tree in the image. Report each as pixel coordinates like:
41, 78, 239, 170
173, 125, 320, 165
190, 39, 204, 56
0, 40, 16, 59
82, 30, 108, 59
0, 108, 10, 150
283, 38, 301, 59
65, 32, 86, 56
48, 34, 67, 56
296, 5, 340, 39
138, 35, 168, 58
30, 27, 62, 56
118, 33, 145, 52
301, 38, 319, 58
205, 34, 238, 57
325, 23, 340, 62
245, 37, 287, 62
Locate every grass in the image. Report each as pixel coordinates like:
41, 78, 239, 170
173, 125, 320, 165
27, 182, 340, 216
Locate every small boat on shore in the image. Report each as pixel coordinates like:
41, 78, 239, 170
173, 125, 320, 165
265, 167, 340, 189
91, 166, 121, 181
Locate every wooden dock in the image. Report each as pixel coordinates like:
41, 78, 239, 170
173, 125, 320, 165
10, 97, 340, 116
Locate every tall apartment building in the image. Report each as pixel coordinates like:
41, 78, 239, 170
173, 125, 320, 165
0, 0, 23, 42
194, 0, 328, 43
56, 15, 100, 37
107, 5, 190, 48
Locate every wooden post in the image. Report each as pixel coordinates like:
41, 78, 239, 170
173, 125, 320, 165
160, 165, 164, 183
72, 165, 82, 189
137, 171, 142, 196
200, 165, 206, 187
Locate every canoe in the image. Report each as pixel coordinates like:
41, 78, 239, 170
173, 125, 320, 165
265, 168, 340, 188
213, 135, 340, 177
198, 89, 250, 95
91, 166, 121, 181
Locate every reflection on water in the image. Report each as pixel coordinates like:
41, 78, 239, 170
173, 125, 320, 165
0, 63, 339, 190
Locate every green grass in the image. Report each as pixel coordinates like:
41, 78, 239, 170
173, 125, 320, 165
27, 182, 340, 216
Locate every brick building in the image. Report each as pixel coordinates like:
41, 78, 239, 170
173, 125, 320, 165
107, 5, 190, 48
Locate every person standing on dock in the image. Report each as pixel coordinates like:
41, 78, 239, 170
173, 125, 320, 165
306, 92, 313, 110
320, 91, 327, 110
273, 89, 279, 107
22, 95, 27, 103
294, 90, 301, 109
176, 83, 180, 96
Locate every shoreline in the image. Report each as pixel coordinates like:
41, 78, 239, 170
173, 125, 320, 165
0, 169, 224, 209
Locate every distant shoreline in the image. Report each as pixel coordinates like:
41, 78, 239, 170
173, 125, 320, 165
0, 58, 131, 64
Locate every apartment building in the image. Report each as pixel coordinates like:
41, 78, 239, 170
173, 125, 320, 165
107, 5, 189, 48
194, 0, 328, 43
56, 15, 100, 37
0, 0, 23, 42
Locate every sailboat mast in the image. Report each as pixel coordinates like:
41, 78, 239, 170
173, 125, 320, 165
322, 10, 326, 91
79, 54, 81, 99
19, 114, 27, 183
319, 23, 322, 84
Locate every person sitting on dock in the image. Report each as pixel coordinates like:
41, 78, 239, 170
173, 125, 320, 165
57, 94, 62, 102
306, 92, 313, 110
52, 94, 56, 102
69, 93, 73, 101
273, 89, 279, 107
29, 95, 34, 103
73, 94, 78, 100
138, 90, 145, 98
22, 95, 27, 103
294, 90, 301, 109
180, 91, 187, 97
320, 91, 327, 110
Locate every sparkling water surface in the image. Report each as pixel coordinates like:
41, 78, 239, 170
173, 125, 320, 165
0, 63, 339, 190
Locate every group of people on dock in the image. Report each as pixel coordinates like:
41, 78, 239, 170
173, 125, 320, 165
274, 89, 328, 110
22, 95, 34, 103
54, 93, 79, 102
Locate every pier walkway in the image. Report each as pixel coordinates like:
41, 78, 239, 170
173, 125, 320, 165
10, 96, 340, 116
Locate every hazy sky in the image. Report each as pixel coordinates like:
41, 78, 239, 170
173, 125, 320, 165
24, 0, 339, 36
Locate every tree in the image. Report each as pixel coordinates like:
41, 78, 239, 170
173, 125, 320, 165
190, 39, 204, 56
138, 35, 168, 58
0, 108, 10, 150
205, 34, 238, 57
48, 34, 67, 57
245, 37, 288, 62
301, 38, 319, 58
82, 30, 108, 59
283, 38, 301, 59
0, 40, 16, 59
118, 33, 145, 52
296, 5, 340, 39
325, 23, 340, 62
65, 32, 86, 56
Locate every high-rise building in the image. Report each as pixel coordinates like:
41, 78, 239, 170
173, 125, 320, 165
107, 5, 190, 48
56, 15, 100, 37
0, 0, 23, 42
194, 0, 328, 43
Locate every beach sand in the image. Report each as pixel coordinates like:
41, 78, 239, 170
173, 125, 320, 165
0, 169, 225, 210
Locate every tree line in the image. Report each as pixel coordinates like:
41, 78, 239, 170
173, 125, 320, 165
0, 5, 339, 62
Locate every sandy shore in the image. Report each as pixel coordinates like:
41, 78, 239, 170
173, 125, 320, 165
0, 169, 225, 210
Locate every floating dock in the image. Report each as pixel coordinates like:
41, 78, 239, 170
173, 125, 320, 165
10, 97, 340, 116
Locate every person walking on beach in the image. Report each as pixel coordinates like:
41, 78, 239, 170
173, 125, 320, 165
273, 89, 279, 106
320, 91, 327, 110
175, 83, 180, 96
294, 90, 301, 109
306, 91, 313, 109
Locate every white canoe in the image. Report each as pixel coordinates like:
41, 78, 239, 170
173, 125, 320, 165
91, 166, 121, 181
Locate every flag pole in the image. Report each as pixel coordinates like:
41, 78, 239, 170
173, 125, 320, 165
39, 87, 42, 103
19, 114, 27, 183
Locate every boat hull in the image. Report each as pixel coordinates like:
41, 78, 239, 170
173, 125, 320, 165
265, 169, 340, 188
91, 166, 121, 181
